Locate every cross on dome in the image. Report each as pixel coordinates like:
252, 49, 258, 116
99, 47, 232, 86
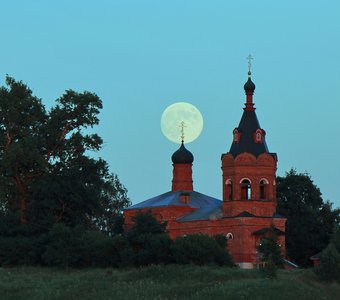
180, 121, 187, 143
246, 54, 253, 77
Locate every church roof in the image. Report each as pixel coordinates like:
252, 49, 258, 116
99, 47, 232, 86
226, 72, 277, 159
178, 205, 223, 222
235, 211, 256, 217
228, 110, 270, 158
125, 190, 221, 210
252, 226, 285, 236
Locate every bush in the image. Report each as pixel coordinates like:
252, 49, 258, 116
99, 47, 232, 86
112, 234, 135, 267
213, 234, 228, 248
128, 210, 167, 238
0, 211, 23, 237
0, 211, 136, 268
125, 211, 173, 267
133, 233, 173, 266
315, 224, 340, 282
43, 224, 86, 268
82, 232, 134, 268
82, 230, 122, 267
0, 235, 46, 266
172, 234, 233, 266
258, 232, 284, 267
43, 224, 132, 268
259, 257, 278, 279
315, 244, 340, 281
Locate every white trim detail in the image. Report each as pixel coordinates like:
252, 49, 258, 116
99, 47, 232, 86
240, 178, 252, 184
226, 233, 234, 240
259, 178, 269, 184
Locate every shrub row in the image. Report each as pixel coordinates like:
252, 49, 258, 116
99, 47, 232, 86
0, 223, 233, 268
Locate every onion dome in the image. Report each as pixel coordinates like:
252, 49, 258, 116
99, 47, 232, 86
244, 71, 256, 94
171, 142, 194, 164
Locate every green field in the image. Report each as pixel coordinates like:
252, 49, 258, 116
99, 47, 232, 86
0, 265, 339, 300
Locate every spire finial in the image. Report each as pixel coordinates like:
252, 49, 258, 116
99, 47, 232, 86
246, 54, 253, 77
180, 121, 186, 143
244, 55, 256, 111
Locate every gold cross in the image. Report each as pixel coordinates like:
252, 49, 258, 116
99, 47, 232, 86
246, 54, 253, 73
180, 121, 186, 143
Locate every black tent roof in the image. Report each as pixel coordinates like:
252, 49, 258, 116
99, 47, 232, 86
229, 110, 270, 158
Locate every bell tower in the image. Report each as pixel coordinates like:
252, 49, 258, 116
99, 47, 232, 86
221, 61, 278, 217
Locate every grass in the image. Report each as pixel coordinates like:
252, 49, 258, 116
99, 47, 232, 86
0, 265, 339, 300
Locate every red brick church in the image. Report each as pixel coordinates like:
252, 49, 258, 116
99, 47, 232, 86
124, 69, 286, 269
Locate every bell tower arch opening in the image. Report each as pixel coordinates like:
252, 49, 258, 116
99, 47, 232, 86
225, 179, 233, 200
240, 178, 251, 200
259, 178, 269, 200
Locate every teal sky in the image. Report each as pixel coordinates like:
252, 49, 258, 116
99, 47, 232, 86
1, 1, 340, 208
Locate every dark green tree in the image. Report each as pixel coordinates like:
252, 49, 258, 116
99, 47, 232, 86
127, 210, 167, 239
172, 234, 233, 266
0, 76, 130, 232
43, 223, 85, 268
257, 231, 284, 268
126, 211, 172, 266
257, 230, 284, 278
277, 169, 340, 267
315, 224, 340, 281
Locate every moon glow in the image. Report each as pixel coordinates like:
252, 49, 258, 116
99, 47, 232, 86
161, 102, 204, 144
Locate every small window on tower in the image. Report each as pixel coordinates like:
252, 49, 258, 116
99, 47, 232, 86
254, 129, 263, 143
233, 128, 241, 143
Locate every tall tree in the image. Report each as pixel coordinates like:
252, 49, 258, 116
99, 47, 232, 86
277, 169, 340, 267
0, 76, 130, 231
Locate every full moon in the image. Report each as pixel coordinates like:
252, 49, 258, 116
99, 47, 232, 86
161, 102, 204, 144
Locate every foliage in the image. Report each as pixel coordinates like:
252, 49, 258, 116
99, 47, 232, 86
42, 223, 133, 268
0, 210, 47, 266
172, 234, 233, 266
277, 168, 340, 267
110, 234, 135, 267
43, 224, 86, 268
132, 233, 173, 266
0, 234, 46, 266
124, 212, 233, 267
315, 224, 340, 282
0, 76, 130, 233
262, 258, 278, 279
81, 230, 123, 267
125, 210, 172, 266
127, 210, 167, 238
258, 231, 284, 268
0, 210, 23, 237
213, 233, 228, 248
0, 266, 339, 300
257, 232, 284, 279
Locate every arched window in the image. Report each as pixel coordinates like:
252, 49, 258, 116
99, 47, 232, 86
259, 179, 269, 200
241, 179, 251, 200
225, 179, 233, 200
226, 233, 234, 240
